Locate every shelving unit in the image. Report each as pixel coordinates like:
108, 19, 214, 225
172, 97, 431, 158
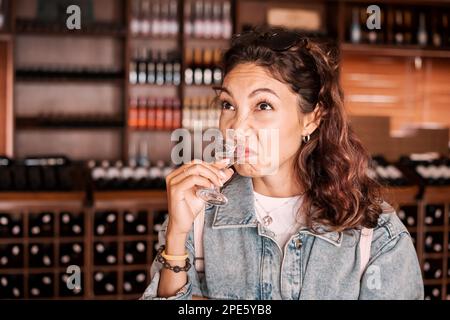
0, 190, 168, 299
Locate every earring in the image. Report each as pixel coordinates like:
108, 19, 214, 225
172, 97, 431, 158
302, 134, 310, 143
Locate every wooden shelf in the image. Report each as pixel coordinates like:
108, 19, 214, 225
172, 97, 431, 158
382, 185, 419, 205
0, 191, 85, 202
15, 117, 125, 130
423, 226, 446, 232
93, 190, 167, 202
0, 33, 13, 41
93, 235, 156, 242
423, 253, 445, 259
15, 20, 126, 38
93, 264, 149, 270
423, 186, 450, 203
129, 34, 179, 41
15, 70, 125, 83
423, 279, 444, 285
341, 43, 450, 58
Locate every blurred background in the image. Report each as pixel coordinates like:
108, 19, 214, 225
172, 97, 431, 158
0, 0, 449, 300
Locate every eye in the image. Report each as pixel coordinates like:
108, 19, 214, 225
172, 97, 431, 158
257, 102, 273, 111
221, 101, 235, 111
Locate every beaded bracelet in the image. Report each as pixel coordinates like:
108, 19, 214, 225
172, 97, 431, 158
156, 245, 192, 273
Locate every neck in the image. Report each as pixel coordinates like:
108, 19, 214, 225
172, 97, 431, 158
252, 158, 303, 197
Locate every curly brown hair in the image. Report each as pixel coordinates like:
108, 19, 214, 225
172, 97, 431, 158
223, 27, 383, 232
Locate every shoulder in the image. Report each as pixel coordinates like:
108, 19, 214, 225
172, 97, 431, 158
370, 200, 412, 256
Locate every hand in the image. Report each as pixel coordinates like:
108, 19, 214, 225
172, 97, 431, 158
165, 159, 234, 237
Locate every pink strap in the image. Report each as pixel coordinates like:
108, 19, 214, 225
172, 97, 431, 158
359, 227, 373, 277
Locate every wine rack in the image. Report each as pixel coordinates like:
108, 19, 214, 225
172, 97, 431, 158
0, 193, 87, 300
0, 189, 168, 300
90, 190, 168, 299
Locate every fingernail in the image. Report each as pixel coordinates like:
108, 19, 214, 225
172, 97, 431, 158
219, 158, 231, 164
219, 171, 227, 179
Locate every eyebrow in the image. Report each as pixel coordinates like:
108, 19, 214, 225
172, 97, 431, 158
212, 86, 280, 99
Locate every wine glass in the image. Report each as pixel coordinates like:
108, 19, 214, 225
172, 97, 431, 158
196, 142, 237, 206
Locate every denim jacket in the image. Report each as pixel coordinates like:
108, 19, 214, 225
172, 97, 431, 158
142, 174, 424, 300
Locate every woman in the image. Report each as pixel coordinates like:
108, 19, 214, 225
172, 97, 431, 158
142, 27, 424, 300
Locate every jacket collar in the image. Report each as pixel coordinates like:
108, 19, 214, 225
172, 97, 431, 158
211, 173, 343, 246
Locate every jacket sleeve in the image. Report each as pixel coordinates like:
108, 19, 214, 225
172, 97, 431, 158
140, 217, 204, 300
359, 231, 424, 300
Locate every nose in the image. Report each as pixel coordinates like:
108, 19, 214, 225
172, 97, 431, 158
229, 110, 251, 132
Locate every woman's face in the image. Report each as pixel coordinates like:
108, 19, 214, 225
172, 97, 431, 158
218, 63, 318, 177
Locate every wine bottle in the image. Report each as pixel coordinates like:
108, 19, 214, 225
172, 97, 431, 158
29, 274, 53, 298
156, 51, 165, 85
138, 48, 147, 85
403, 10, 412, 45
93, 272, 117, 295
123, 271, 147, 294
137, 97, 148, 129
102, 162, 120, 190
0, 157, 13, 190
124, 241, 147, 265
60, 242, 83, 266
164, 98, 174, 130
213, 48, 223, 85
432, 12, 442, 47
350, 7, 361, 43
212, 1, 222, 39
173, 51, 181, 86
146, 97, 156, 130
60, 211, 84, 236
184, 1, 194, 37
140, 0, 151, 36
129, 0, 141, 35
394, 10, 404, 45
0, 214, 10, 237
155, 98, 165, 130
443, 13, 450, 47
417, 13, 428, 46
194, 0, 204, 38
182, 97, 192, 129
59, 272, 82, 296
222, 1, 232, 39
29, 212, 54, 237
168, 0, 178, 36
184, 48, 194, 85
193, 48, 203, 85
203, 1, 213, 39
29, 243, 53, 267
151, 1, 161, 37
172, 98, 182, 130
94, 242, 118, 266
146, 49, 156, 84
164, 51, 174, 85
424, 286, 441, 300
203, 49, 213, 85
128, 97, 139, 128
94, 211, 118, 236
160, 0, 170, 37
424, 233, 443, 253
0, 0, 5, 31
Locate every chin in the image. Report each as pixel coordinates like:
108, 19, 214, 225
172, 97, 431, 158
233, 163, 280, 177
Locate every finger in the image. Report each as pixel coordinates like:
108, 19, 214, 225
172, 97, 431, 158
165, 159, 203, 183
170, 163, 224, 187
212, 158, 232, 169
171, 175, 214, 199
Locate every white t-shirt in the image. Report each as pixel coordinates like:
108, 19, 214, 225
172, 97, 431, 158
253, 191, 305, 250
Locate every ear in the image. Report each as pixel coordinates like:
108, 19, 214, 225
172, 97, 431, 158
302, 105, 322, 136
